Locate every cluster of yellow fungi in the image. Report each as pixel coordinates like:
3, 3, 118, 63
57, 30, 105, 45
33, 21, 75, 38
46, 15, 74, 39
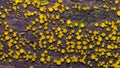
0, 0, 120, 68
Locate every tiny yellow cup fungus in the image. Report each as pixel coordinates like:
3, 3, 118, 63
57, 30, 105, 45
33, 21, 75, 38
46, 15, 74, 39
83, 46, 87, 50
91, 54, 96, 60
111, 7, 116, 11
106, 52, 111, 57
53, 59, 57, 63
115, 0, 119, 4
48, 7, 53, 12
65, 6, 70, 11
83, 41, 87, 45
80, 23, 85, 28
23, 3, 27, 8
100, 23, 106, 28
39, 7, 44, 12
0, 11, 2, 15
5, 36, 11, 41
74, 22, 79, 27
13, 32, 17, 37
56, 60, 61, 65
8, 59, 12, 63
61, 49, 65, 54
93, 5, 99, 10
67, 19, 72, 25
60, 58, 64, 62
77, 45, 81, 50
1, 14, 6, 19
117, 10, 120, 16
4, 31, 9, 35
29, 65, 34, 68
66, 58, 71, 63
9, 29, 13, 32
58, 0, 63, 3
0, 43, 3, 50
109, 59, 113, 64
56, 15, 60, 19
20, 48, 25, 54
96, 41, 101, 45
40, 57, 45, 62
46, 56, 51, 62
63, 28, 67, 33
98, 36, 102, 42
39, 19, 44, 24
89, 44, 94, 49
94, 22, 99, 27
41, 53, 46, 57
101, 33, 106, 37
76, 35, 81, 40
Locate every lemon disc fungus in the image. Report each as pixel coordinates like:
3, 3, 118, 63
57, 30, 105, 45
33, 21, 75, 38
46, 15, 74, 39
0, 0, 120, 68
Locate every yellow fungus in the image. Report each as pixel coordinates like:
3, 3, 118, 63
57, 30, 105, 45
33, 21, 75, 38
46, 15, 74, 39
77, 45, 81, 50
111, 7, 116, 11
61, 49, 65, 54
23, 3, 27, 8
1, 14, 6, 19
117, 10, 120, 16
56, 15, 60, 19
56, 60, 61, 65
100, 23, 106, 28
20, 48, 25, 54
5, 36, 11, 40
0, 11, 2, 15
8, 59, 12, 63
29, 66, 34, 68
74, 22, 78, 27
65, 6, 70, 10
89, 44, 94, 49
66, 58, 71, 63
46, 56, 51, 62
98, 36, 102, 41
91, 54, 96, 59
76, 35, 81, 40
4, 31, 9, 35
115, 0, 119, 4
106, 52, 111, 56
60, 58, 64, 62
94, 22, 99, 27
67, 19, 72, 25
93, 5, 98, 10
80, 23, 85, 28
40, 57, 45, 62
58, 0, 63, 3
83, 46, 87, 50
48, 7, 53, 12
63, 28, 67, 33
